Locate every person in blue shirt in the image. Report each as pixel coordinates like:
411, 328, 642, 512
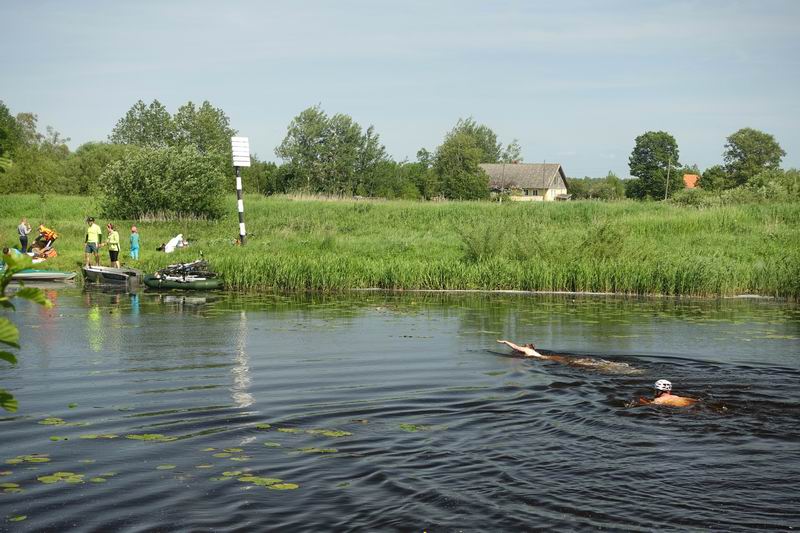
129, 225, 140, 260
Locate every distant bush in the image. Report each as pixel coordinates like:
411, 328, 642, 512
671, 168, 799, 208
100, 146, 226, 219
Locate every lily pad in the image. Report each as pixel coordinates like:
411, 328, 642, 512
237, 475, 283, 486
201, 447, 216, 452
38, 471, 84, 484
223, 448, 243, 453
277, 428, 301, 434
306, 429, 352, 438
49, 436, 68, 442
39, 417, 66, 426
268, 483, 299, 490
125, 434, 176, 442
8, 515, 27, 522
212, 452, 232, 458
0, 482, 19, 488
263, 442, 281, 448
80, 434, 118, 440
254, 423, 271, 430
399, 423, 434, 432
89, 477, 107, 483
298, 447, 338, 454
5, 454, 49, 465
156, 464, 176, 470
222, 470, 243, 477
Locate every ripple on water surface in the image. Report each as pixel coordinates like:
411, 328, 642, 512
2, 289, 799, 530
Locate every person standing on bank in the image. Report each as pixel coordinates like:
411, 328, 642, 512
129, 226, 140, 261
105, 223, 121, 268
18, 217, 32, 253
84, 217, 103, 267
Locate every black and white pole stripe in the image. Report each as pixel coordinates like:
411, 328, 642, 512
235, 166, 246, 245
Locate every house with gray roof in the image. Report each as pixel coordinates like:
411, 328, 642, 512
479, 162, 570, 201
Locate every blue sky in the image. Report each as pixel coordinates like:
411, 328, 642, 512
2, 0, 798, 178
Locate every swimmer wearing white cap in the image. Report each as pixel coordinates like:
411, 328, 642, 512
639, 379, 698, 407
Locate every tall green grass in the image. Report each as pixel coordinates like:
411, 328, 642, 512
1, 194, 798, 298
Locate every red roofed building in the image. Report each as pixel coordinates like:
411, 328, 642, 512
683, 174, 700, 189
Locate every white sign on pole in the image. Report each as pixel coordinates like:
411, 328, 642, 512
230, 136, 251, 167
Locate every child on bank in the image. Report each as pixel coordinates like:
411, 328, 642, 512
129, 226, 140, 260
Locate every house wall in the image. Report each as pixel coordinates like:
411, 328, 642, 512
506, 187, 567, 201
544, 187, 567, 201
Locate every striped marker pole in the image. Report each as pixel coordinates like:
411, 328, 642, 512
235, 165, 246, 245
230, 137, 251, 246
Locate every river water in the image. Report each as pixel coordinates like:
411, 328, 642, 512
1, 288, 799, 531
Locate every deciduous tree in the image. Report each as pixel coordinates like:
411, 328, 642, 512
434, 132, 489, 200
723, 128, 785, 187
627, 131, 682, 199
109, 99, 175, 148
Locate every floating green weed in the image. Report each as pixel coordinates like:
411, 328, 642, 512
156, 465, 176, 470
125, 434, 177, 442
277, 428, 301, 434
0, 482, 19, 488
195, 464, 213, 469
212, 452, 232, 458
263, 442, 281, 448
89, 477, 107, 483
336, 481, 350, 488
68, 403, 78, 409
8, 515, 27, 522
201, 447, 216, 452
254, 423, 272, 430
223, 448, 243, 453
222, 471, 243, 477
49, 436, 67, 442
80, 434, 118, 440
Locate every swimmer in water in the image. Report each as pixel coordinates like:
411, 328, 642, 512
496, 340, 546, 358
496, 339, 641, 374
638, 379, 698, 407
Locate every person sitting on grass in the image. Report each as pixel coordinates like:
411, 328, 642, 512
638, 379, 698, 408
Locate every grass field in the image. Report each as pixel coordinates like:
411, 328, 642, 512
1, 194, 799, 298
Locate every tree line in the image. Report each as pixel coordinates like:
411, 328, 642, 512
0, 98, 795, 218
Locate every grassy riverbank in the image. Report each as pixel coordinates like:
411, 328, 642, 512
2, 194, 799, 297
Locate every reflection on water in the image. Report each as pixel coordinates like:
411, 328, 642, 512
231, 310, 254, 408
1, 288, 798, 531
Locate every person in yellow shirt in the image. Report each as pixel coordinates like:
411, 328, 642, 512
104, 223, 121, 268
84, 217, 103, 267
